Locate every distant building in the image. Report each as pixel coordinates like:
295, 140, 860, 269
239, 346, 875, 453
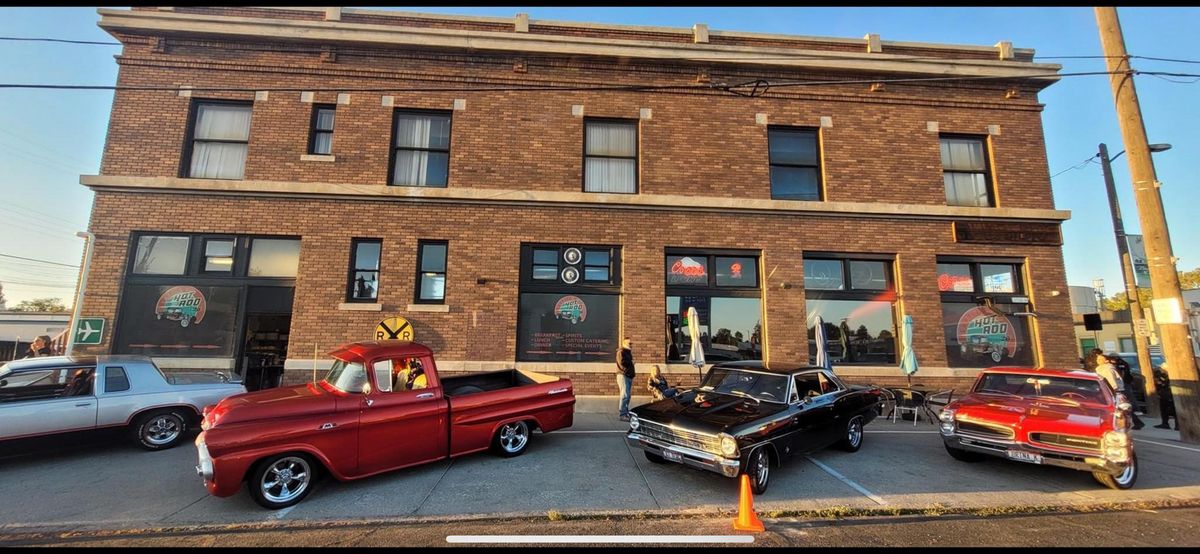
0, 312, 71, 361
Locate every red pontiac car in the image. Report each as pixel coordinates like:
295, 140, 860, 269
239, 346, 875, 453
195, 341, 575, 509
939, 367, 1137, 489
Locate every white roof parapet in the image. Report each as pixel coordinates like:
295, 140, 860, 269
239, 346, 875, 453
865, 33, 882, 53
96, 9, 1061, 84
693, 23, 709, 44
995, 41, 1014, 60
515, 13, 529, 33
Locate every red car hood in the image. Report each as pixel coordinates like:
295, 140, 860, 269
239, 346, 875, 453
953, 394, 1114, 437
206, 382, 338, 428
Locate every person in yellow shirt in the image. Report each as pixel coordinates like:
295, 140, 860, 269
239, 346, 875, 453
391, 358, 428, 391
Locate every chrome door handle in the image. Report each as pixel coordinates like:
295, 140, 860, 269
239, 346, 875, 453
75, 402, 91, 407
320, 423, 336, 430
416, 393, 434, 399
365, 399, 374, 407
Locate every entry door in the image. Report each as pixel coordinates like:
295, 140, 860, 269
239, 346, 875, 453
355, 357, 447, 476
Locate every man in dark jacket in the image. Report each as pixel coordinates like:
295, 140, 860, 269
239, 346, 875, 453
616, 338, 636, 421
1153, 363, 1179, 430
1109, 355, 1144, 430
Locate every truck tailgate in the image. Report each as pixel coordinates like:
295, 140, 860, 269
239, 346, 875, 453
445, 370, 574, 457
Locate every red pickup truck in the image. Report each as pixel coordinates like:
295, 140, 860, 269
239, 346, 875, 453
194, 341, 575, 509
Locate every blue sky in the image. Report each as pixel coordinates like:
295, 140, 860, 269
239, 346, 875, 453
0, 6, 1197, 307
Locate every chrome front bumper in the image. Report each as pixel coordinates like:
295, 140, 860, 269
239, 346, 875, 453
626, 432, 741, 478
942, 433, 1128, 475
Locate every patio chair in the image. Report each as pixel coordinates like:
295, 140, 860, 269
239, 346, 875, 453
876, 387, 897, 419
925, 389, 955, 418
892, 388, 930, 427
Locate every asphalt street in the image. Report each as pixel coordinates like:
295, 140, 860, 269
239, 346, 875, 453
0, 412, 1198, 538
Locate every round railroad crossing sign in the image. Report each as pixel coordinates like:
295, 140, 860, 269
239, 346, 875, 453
375, 317, 415, 341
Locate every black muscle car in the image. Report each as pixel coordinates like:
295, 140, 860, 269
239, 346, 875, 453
625, 361, 883, 494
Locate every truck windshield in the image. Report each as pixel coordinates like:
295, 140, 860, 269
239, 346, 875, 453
698, 368, 788, 404
324, 359, 368, 394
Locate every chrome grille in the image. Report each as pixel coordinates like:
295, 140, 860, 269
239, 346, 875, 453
1030, 433, 1101, 452
957, 420, 1015, 439
638, 419, 720, 454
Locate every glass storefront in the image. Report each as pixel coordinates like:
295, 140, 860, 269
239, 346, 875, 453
936, 258, 1036, 368
804, 254, 898, 365
665, 251, 763, 363
516, 244, 622, 362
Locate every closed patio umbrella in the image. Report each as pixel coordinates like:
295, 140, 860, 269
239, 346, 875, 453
900, 314, 919, 385
687, 306, 705, 383
814, 315, 832, 370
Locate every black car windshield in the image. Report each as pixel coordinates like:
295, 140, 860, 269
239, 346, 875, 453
699, 367, 789, 404
323, 358, 368, 393
975, 373, 1110, 405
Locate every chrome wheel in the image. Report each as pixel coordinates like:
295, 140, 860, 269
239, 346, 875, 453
1115, 457, 1137, 487
498, 421, 529, 454
143, 414, 182, 446
847, 417, 863, 448
260, 456, 311, 505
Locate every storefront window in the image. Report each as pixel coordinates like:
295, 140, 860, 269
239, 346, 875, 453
248, 238, 300, 277
518, 243, 621, 361
937, 257, 1035, 368
803, 254, 898, 365
114, 284, 242, 357
666, 251, 762, 363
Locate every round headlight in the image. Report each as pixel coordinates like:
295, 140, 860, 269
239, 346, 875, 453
939, 408, 956, 422
628, 413, 639, 431
719, 433, 739, 457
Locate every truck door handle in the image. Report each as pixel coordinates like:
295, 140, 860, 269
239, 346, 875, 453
365, 399, 374, 407
75, 402, 91, 407
320, 423, 336, 430
416, 393, 434, 399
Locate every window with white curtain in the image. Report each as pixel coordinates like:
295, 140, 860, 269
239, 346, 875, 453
309, 105, 335, 155
584, 119, 637, 193
390, 110, 451, 187
186, 101, 253, 180
940, 136, 994, 207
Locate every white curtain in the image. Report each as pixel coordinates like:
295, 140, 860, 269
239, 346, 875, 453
190, 104, 252, 179
944, 173, 989, 207
940, 138, 985, 171
393, 115, 451, 186
420, 274, 445, 301
315, 109, 335, 131
313, 133, 333, 155
585, 122, 637, 193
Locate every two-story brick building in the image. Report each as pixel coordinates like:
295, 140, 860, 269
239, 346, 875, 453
77, 6, 1074, 394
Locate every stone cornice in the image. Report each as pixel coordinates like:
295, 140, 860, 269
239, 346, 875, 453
99, 8, 1061, 86
81, 175, 1071, 223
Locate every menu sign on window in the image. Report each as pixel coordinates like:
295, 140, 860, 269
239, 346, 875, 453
517, 293, 619, 361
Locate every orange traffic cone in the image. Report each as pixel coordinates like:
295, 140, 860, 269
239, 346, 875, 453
732, 473, 765, 532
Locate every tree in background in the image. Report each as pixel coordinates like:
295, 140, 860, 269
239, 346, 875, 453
0, 283, 6, 310
10, 297, 69, 313
1103, 266, 1200, 311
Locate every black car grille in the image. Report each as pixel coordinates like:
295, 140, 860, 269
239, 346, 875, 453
1030, 433, 1101, 452
957, 420, 1015, 440
638, 419, 720, 454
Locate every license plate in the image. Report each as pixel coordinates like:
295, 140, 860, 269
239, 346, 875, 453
1007, 450, 1043, 464
662, 450, 683, 463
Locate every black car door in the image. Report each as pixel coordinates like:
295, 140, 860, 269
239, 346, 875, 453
787, 372, 836, 454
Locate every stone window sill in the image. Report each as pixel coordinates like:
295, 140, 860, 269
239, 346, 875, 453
338, 302, 382, 311
407, 304, 450, 313
301, 154, 336, 162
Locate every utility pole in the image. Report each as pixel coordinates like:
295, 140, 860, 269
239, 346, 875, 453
1096, 7, 1200, 443
1098, 143, 1158, 415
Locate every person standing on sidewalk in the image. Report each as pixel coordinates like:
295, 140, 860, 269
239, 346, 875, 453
1092, 351, 1124, 395
616, 338, 636, 421
1153, 362, 1179, 430
1109, 354, 1145, 430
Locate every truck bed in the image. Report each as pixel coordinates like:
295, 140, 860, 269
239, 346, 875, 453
441, 368, 560, 397
440, 368, 574, 457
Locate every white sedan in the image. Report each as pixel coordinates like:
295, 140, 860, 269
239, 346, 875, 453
0, 355, 245, 450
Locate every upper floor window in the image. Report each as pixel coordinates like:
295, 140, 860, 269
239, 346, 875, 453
391, 110, 451, 187
940, 136, 994, 207
186, 101, 252, 180
415, 241, 448, 303
584, 119, 637, 194
309, 104, 335, 155
347, 239, 381, 302
768, 127, 822, 201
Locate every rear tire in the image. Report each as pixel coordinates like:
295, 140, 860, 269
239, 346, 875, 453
132, 409, 188, 451
645, 451, 668, 464
248, 453, 317, 510
492, 420, 530, 458
837, 415, 865, 452
944, 442, 985, 462
1094, 453, 1137, 490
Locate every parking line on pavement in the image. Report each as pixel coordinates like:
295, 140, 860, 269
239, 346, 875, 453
805, 456, 887, 506
1136, 438, 1200, 454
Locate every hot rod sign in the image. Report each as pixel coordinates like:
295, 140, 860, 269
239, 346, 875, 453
155, 286, 207, 328
956, 306, 1018, 363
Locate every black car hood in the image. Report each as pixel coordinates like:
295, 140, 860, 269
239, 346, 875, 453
632, 390, 788, 434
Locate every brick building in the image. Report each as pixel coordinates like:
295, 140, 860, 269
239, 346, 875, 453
78, 6, 1074, 394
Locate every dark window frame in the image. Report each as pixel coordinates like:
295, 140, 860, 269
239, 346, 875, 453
582, 248, 613, 283
664, 249, 762, 298
387, 108, 453, 188
308, 104, 336, 155
104, 366, 130, 393
802, 252, 898, 302
582, 117, 639, 194
180, 98, 254, 179
414, 240, 448, 304
199, 236, 237, 275
130, 233, 193, 276
935, 256, 1026, 301
939, 133, 995, 208
520, 243, 622, 293
767, 126, 824, 201
346, 238, 382, 303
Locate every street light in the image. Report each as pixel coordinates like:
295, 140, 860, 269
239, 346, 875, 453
1097, 141, 1171, 413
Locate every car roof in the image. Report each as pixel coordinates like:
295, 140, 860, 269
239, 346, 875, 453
329, 341, 433, 364
0, 355, 154, 372
712, 360, 828, 375
980, 366, 1102, 380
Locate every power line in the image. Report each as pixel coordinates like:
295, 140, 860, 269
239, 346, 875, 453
1050, 155, 1099, 180
0, 253, 79, 268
